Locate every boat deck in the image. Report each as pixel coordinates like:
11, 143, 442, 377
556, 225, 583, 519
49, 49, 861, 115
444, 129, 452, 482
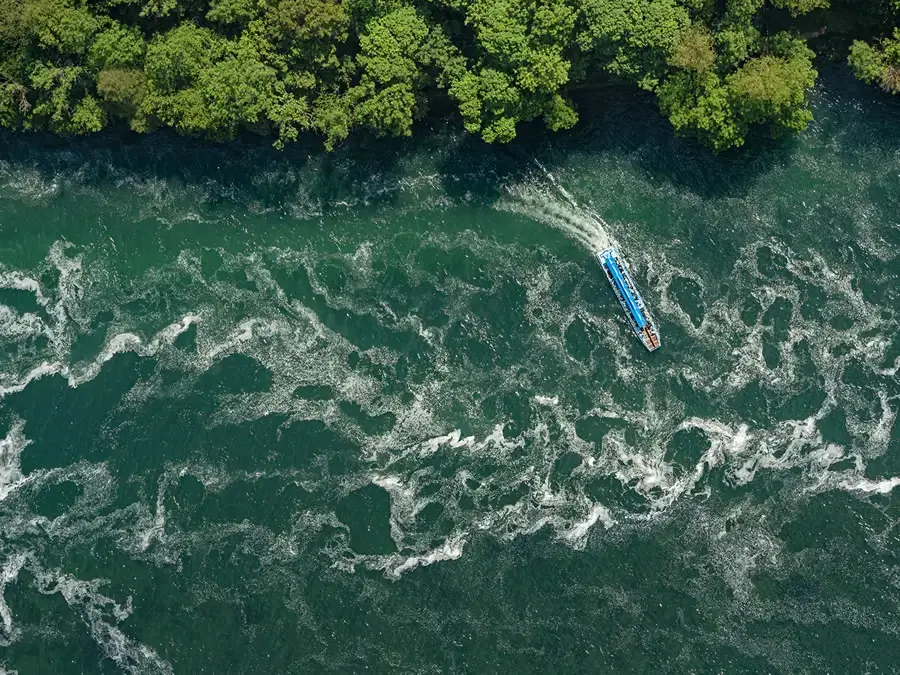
598, 247, 661, 352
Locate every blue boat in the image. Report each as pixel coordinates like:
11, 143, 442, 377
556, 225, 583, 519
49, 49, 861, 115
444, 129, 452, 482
598, 247, 661, 352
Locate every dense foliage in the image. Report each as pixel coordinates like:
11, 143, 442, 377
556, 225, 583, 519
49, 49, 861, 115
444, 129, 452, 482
848, 0, 900, 95
0, 0, 892, 149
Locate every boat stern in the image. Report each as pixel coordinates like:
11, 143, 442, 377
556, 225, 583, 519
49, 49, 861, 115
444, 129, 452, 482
638, 324, 662, 352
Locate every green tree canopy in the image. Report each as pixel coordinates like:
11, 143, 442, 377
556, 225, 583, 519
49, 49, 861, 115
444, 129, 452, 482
0, 0, 887, 150
850, 29, 900, 94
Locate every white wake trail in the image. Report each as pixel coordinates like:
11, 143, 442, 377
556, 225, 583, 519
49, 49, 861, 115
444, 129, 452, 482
525, 159, 614, 253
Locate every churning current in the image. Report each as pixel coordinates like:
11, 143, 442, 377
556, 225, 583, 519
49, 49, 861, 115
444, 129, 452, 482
0, 70, 897, 673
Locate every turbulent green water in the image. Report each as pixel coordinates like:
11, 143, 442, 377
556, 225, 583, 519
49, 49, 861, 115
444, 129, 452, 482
0, 69, 898, 673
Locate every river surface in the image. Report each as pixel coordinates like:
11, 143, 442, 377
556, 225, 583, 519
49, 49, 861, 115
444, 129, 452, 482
0, 69, 898, 673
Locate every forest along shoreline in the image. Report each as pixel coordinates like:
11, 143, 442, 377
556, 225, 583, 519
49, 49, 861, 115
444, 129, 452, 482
0, 0, 899, 153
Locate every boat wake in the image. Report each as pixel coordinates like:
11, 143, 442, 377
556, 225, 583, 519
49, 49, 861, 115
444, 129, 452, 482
497, 160, 613, 254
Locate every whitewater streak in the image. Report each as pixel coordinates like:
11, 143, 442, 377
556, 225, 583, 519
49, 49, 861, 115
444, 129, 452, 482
530, 158, 613, 253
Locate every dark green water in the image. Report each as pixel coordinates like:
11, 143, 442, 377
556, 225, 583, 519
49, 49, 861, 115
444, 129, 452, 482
0, 69, 898, 673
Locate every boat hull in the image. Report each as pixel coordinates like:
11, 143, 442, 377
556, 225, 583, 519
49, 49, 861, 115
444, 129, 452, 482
598, 247, 661, 352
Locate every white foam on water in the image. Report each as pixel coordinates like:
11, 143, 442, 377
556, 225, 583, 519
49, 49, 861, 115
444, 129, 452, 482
0, 306, 44, 343
857, 390, 895, 457
419, 429, 478, 456
0, 314, 201, 399
44, 241, 89, 338
370, 473, 420, 545
203, 318, 257, 360
677, 416, 827, 491
134, 475, 169, 553
37, 570, 173, 675
390, 536, 466, 578
875, 355, 900, 377
0, 270, 43, 297
73, 314, 202, 387
0, 554, 27, 645
341, 535, 467, 579
841, 477, 900, 494
647, 250, 712, 336
0, 361, 64, 398
0, 162, 60, 202
559, 503, 615, 549
693, 504, 783, 604
0, 422, 33, 503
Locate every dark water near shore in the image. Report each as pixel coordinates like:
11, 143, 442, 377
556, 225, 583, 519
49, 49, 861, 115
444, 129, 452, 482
0, 69, 898, 673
